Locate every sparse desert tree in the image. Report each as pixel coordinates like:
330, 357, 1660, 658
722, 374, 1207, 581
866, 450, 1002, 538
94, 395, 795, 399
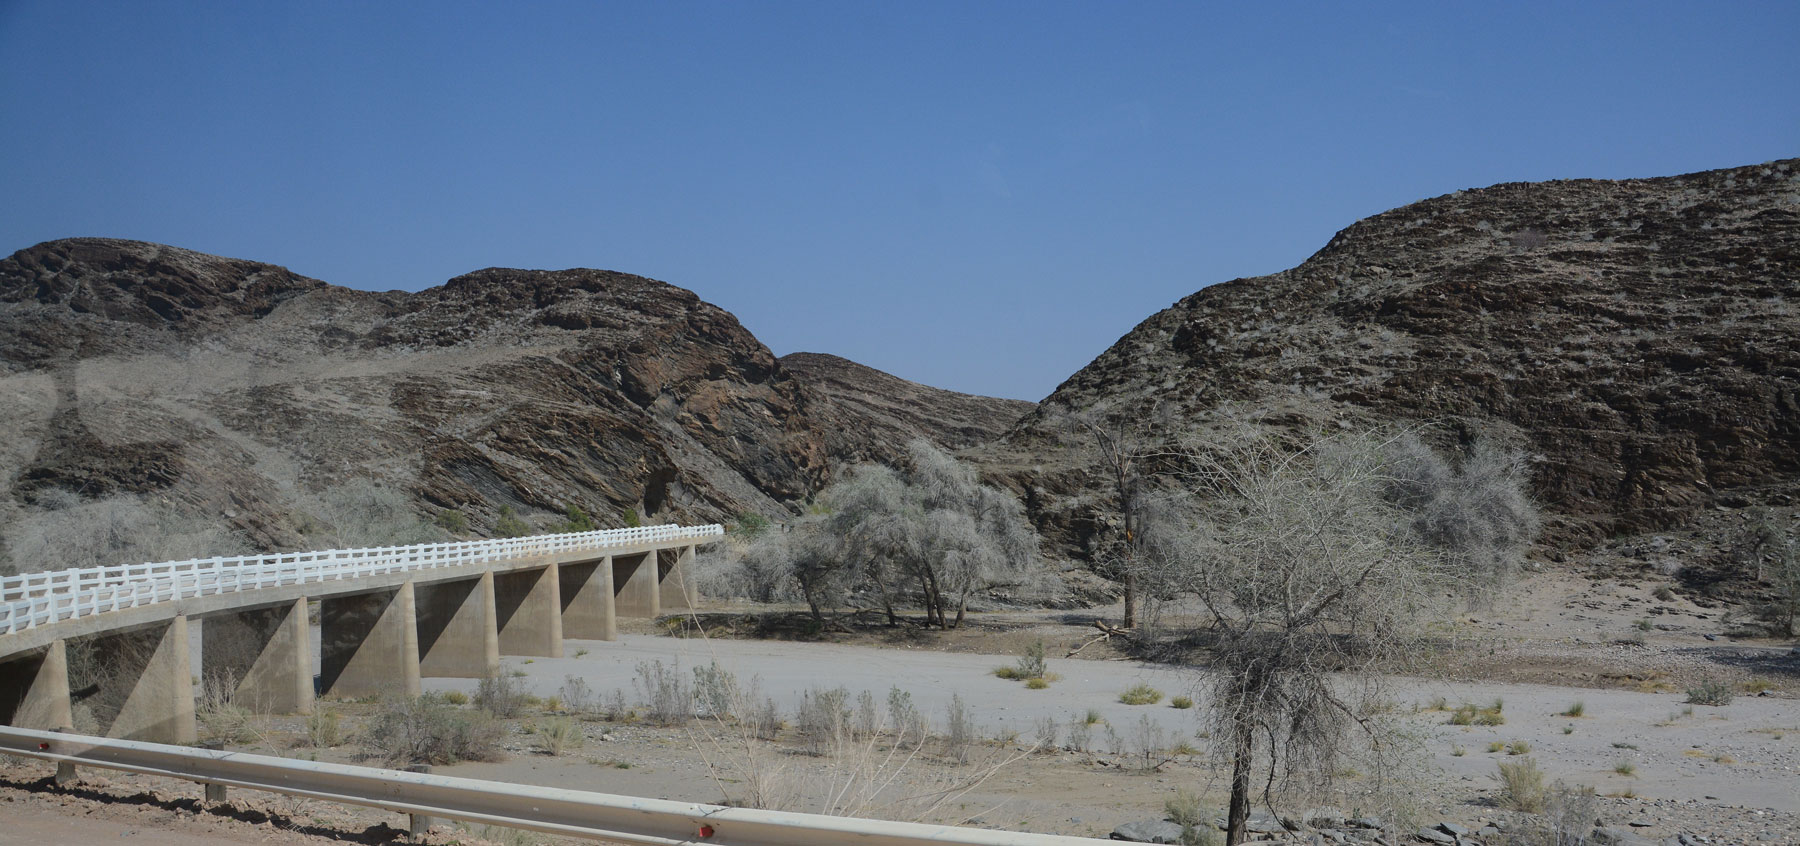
1065, 407, 1168, 629
1147, 426, 1461, 845
825, 440, 1039, 628
1740, 510, 1797, 636
1383, 432, 1538, 603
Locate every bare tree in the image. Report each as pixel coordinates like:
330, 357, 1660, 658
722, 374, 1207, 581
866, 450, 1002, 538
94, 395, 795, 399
1147, 426, 1464, 845
1065, 408, 1171, 629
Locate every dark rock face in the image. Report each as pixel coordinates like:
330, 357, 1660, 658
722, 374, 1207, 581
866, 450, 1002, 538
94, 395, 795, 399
984, 159, 1799, 558
779, 352, 1036, 465
0, 239, 1022, 553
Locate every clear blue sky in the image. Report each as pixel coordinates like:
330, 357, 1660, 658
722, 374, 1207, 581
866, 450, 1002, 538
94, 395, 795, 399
2, 2, 1794, 400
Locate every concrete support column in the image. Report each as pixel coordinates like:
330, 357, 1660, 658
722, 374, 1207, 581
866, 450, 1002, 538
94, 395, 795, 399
0, 638, 74, 731
417, 572, 501, 678
201, 598, 313, 715
496, 564, 563, 657
320, 582, 421, 700
97, 616, 198, 744
613, 551, 658, 618
559, 556, 617, 641
659, 544, 698, 612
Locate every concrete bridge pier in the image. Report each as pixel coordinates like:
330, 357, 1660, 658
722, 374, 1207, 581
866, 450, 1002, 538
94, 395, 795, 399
559, 556, 617, 641
496, 564, 562, 657
659, 544, 697, 612
417, 572, 501, 678
201, 598, 314, 715
0, 638, 73, 731
320, 582, 421, 700
613, 551, 658, 618
93, 616, 198, 744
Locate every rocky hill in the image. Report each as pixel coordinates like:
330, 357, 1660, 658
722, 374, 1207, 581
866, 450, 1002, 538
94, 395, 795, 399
0, 238, 1027, 567
779, 352, 1035, 464
977, 159, 1799, 578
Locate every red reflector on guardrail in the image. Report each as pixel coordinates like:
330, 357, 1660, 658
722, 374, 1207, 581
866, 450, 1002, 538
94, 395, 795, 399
698, 824, 715, 838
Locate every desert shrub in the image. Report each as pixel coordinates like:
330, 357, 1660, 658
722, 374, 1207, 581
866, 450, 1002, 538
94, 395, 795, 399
475, 672, 529, 717
887, 687, 926, 747
943, 694, 975, 764
534, 717, 583, 755
302, 481, 444, 547
559, 676, 595, 715
1496, 757, 1547, 812
1448, 701, 1505, 726
796, 687, 851, 756
1685, 680, 1735, 706
1033, 716, 1059, 753
854, 690, 878, 740
1130, 714, 1174, 770
1165, 788, 1206, 828
364, 694, 504, 766
1532, 782, 1599, 846
441, 690, 469, 706
1066, 716, 1093, 753
1170, 695, 1194, 709
1613, 759, 1636, 776
1508, 740, 1532, 755
196, 681, 258, 747
1025, 677, 1050, 690
493, 506, 531, 538
622, 508, 641, 528
634, 660, 693, 726
1014, 640, 1047, 679
307, 706, 342, 748
692, 662, 739, 720
1560, 701, 1585, 717
1120, 683, 1163, 705
749, 696, 782, 741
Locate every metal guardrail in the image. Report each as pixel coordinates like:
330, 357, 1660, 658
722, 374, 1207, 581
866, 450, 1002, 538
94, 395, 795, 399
0, 524, 723, 636
0, 726, 1113, 846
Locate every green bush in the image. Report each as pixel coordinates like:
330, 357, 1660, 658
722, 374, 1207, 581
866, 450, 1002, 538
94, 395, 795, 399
494, 506, 530, 538
559, 505, 594, 533
623, 507, 641, 528
1685, 680, 1735, 706
1170, 696, 1194, 709
435, 509, 469, 534
731, 512, 771, 539
1119, 683, 1163, 706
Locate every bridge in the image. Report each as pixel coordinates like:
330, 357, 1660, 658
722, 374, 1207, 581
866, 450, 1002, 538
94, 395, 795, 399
0, 524, 722, 743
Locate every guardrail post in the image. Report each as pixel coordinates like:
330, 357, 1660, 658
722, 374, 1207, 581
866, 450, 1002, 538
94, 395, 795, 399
320, 582, 421, 700
558, 555, 616, 641
612, 551, 658, 618
0, 638, 73, 731
496, 564, 562, 658
659, 544, 698, 612
417, 572, 500, 678
98, 616, 198, 744
201, 598, 314, 715
204, 782, 228, 803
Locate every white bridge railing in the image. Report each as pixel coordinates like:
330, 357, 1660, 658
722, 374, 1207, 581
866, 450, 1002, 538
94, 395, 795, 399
0, 524, 722, 638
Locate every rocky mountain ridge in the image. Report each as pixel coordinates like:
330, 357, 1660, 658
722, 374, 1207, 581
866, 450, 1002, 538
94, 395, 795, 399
976, 158, 1798, 579
0, 238, 1032, 565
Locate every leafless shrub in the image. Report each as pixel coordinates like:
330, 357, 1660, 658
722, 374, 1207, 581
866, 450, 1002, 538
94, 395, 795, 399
943, 693, 975, 764
1032, 716, 1059, 753
306, 706, 343, 747
1509, 228, 1550, 251
298, 480, 445, 548
887, 687, 926, 748
4, 492, 252, 575
796, 687, 851, 757
475, 672, 528, 718
558, 676, 595, 716
854, 690, 879, 740
1066, 715, 1093, 754
634, 659, 693, 726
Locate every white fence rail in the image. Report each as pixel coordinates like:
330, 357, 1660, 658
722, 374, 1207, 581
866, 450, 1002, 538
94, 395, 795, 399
0, 726, 1112, 846
0, 524, 722, 637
